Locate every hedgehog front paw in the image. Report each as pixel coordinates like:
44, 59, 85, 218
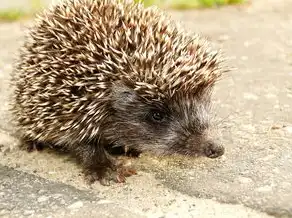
84, 157, 137, 186
101, 165, 137, 186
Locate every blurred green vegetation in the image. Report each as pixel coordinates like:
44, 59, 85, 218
0, 0, 246, 21
0, 0, 42, 22
134, 0, 246, 9
0, 9, 28, 22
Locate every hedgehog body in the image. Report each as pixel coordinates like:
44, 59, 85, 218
12, 0, 227, 184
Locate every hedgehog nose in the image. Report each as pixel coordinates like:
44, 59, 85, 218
204, 140, 225, 158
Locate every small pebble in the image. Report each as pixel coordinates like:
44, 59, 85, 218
242, 124, 256, 132
38, 189, 46, 194
237, 176, 253, 184
260, 155, 275, 161
284, 126, 292, 133
96, 200, 113, 204
67, 201, 83, 209
255, 185, 273, 193
271, 124, 283, 130
0, 209, 8, 215
37, 196, 49, 203
23, 210, 35, 216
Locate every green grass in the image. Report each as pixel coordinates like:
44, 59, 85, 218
0, 9, 28, 22
134, 0, 246, 9
0, 0, 42, 22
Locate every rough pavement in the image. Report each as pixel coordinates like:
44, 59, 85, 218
0, 165, 142, 218
0, 0, 292, 217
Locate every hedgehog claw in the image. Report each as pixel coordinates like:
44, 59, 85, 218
113, 165, 137, 183
99, 177, 111, 186
84, 158, 137, 186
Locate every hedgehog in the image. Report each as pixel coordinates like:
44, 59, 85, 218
11, 0, 229, 185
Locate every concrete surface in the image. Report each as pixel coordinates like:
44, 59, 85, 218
0, 165, 142, 218
0, 0, 292, 217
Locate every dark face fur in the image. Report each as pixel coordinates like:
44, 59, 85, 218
103, 84, 224, 159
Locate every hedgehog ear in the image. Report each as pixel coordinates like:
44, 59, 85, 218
112, 82, 137, 109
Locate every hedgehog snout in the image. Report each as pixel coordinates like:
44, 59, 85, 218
203, 140, 225, 158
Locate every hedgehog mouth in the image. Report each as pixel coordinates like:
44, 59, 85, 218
105, 141, 225, 159
166, 141, 225, 158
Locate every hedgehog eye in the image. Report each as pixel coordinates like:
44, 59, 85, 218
150, 110, 166, 123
